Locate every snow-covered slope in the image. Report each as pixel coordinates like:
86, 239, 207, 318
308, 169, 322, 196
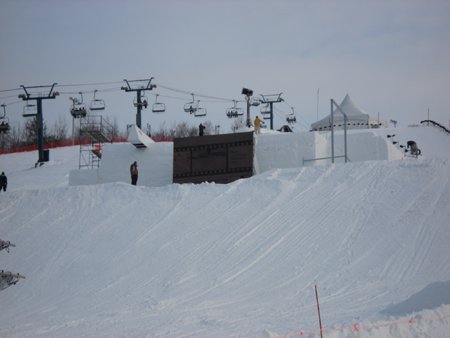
0, 126, 449, 337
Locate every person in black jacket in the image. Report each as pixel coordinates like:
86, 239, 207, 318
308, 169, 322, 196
0, 172, 7, 192
130, 162, 138, 185
199, 123, 205, 136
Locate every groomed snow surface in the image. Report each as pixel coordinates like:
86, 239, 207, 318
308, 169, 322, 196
1, 126, 449, 338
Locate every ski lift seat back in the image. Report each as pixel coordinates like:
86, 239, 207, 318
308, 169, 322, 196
0, 105, 10, 133
90, 99, 106, 111
184, 101, 199, 113
261, 103, 271, 115
226, 107, 243, 118
89, 90, 106, 111
71, 106, 87, 118
286, 115, 297, 124
70, 93, 88, 118
134, 95, 148, 108
152, 102, 166, 113
22, 103, 37, 117
152, 94, 166, 113
194, 107, 207, 117
0, 120, 10, 133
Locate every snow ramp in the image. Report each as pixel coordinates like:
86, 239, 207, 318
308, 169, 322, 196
0, 159, 449, 337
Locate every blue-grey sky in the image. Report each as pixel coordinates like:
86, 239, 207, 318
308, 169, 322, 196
1, 0, 450, 133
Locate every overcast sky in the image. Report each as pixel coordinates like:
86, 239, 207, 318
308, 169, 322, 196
1, 0, 449, 133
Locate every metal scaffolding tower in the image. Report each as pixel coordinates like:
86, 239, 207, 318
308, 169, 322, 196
78, 115, 114, 169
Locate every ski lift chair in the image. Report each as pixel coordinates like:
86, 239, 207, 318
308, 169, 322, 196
226, 108, 240, 118
89, 90, 106, 111
184, 101, 200, 114
0, 105, 10, 133
0, 119, 10, 133
250, 97, 261, 106
22, 102, 37, 117
71, 105, 87, 118
133, 95, 148, 109
152, 102, 165, 113
70, 94, 87, 118
184, 94, 199, 114
286, 115, 297, 124
152, 94, 166, 113
226, 101, 243, 118
234, 108, 244, 117
260, 103, 271, 114
194, 107, 207, 117
260, 103, 271, 119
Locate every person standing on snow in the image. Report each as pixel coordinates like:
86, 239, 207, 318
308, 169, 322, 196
130, 162, 138, 185
0, 172, 7, 192
199, 123, 205, 136
254, 116, 264, 134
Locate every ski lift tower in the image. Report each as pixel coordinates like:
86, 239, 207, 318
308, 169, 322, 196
259, 93, 283, 130
18, 83, 59, 165
121, 77, 156, 129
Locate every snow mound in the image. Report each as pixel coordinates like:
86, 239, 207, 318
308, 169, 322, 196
0, 126, 449, 337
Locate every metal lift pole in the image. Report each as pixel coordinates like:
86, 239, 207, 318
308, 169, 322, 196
36, 98, 44, 162
136, 90, 142, 129
269, 102, 274, 130
19, 83, 59, 164
260, 93, 283, 130
121, 77, 156, 130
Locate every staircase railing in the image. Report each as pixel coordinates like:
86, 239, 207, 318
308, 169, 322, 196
420, 120, 450, 134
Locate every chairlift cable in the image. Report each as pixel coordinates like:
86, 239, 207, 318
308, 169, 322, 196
281, 100, 311, 126
0, 87, 22, 93
0, 93, 22, 100
56, 80, 123, 88
58, 86, 121, 95
157, 83, 237, 102
1, 100, 23, 106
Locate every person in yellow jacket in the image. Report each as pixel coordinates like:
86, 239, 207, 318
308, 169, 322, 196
254, 116, 264, 134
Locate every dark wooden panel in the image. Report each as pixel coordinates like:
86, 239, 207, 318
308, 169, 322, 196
173, 132, 253, 184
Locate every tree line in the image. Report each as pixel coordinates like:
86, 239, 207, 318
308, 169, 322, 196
0, 118, 222, 151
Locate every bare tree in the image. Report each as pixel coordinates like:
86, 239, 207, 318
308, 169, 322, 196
24, 117, 47, 145
50, 116, 68, 142
230, 118, 244, 132
175, 121, 198, 137
103, 116, 121, 139
0, 123, 26, 151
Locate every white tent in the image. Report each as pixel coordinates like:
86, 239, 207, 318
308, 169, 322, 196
311, 94, 384, 131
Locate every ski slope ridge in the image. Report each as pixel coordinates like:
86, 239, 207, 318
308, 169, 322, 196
1, 156, 449, 337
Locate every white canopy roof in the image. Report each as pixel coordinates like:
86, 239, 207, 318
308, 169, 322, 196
311, 94, 375, 131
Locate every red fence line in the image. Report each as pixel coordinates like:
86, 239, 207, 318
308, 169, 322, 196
0, 136, 174, 155
277, 312, 450, 337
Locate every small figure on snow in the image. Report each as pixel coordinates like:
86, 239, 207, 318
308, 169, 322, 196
199, 123, 205, 136
130, 161, 138, 186
406, 140, 421, 157
0, 172, 7, 192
